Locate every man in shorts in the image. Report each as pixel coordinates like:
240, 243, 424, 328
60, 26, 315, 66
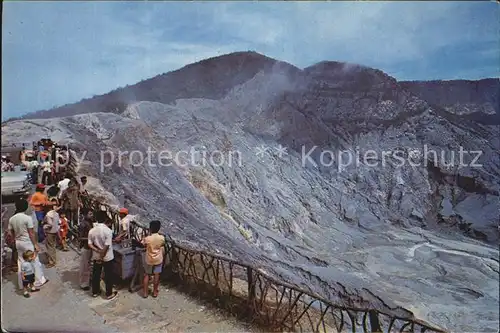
141, 220, 165, 298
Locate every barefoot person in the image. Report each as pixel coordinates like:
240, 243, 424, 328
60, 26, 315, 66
8, 199, 48, 290
142, 220, 165, 298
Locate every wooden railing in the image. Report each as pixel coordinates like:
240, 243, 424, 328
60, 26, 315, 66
1, 142, 34, 150
67, 147, 446, 333
78, 194, 446, 333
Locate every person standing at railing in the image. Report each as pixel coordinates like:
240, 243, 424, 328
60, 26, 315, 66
115, 208, 132, 242
88, 210, 118, 300
78, 208, 94, 291
141, 220, 165, 298
57, 173, 72, 199
60, 179, 82, 229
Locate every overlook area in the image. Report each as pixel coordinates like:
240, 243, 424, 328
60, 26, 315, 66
2, 49, 499, 332
2, 203, 254, 333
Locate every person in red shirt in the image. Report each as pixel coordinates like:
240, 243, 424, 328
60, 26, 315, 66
30, 184, 48, 219
29, 184, 48, 242
58, 210, 70, 252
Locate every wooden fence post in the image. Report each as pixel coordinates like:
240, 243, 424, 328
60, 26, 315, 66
170, 246, 180, 283
369, 310, 382, 333
247, 267, 256, 310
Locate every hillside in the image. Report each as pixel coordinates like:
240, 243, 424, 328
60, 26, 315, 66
2, 51, 499, 332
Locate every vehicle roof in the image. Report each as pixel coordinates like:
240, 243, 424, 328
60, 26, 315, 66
1, 171, 28, 181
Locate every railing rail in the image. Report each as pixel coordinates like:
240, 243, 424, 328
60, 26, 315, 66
71, 148, 446, 333
1, 141, 35, 149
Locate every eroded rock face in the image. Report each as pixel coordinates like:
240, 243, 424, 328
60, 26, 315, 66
2, 52, 498, 332
400, 78, 500, 123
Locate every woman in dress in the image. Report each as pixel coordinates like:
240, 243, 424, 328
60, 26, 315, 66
7, 199, 49, 290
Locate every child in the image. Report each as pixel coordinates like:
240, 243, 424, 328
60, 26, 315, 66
58, 209, 70, 252
21, 250, 37, 298
141, 220, 165, 298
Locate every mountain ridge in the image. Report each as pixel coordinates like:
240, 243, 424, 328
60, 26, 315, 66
4, 51, 498, 123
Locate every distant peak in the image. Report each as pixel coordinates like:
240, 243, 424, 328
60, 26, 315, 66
401, 78, 500, 85
304, 60, 397, 84
178, 51, 280, 69
306, 60, 367, 71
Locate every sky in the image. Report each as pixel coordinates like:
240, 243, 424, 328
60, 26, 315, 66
2, 1, 499, 120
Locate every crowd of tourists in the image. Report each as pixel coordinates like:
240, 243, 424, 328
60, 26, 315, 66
24, 140, 70, 185
5, 139, 167, 300
1, 155, 15, 171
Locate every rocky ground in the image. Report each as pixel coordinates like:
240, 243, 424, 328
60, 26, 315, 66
1, 204, 256, 333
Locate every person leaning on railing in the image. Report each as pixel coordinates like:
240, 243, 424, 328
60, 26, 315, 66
115, 208, 132, 242
140, 220, 166, 299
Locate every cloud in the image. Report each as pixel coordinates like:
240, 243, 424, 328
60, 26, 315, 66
2, 1, 498, 119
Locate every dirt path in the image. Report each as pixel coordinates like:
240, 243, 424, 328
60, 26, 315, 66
1, 204, 257, 332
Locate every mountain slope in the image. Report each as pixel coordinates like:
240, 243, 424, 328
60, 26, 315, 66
2, 52, 498, 332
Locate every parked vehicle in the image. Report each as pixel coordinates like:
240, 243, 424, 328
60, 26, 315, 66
1, 171, 32, 198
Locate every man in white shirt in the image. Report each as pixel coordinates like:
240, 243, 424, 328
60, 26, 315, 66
29, 160, 40, 184
29, 159, 39, 170
58, 173, 72, 199
88, 210, 117, 300
41, 159, 52, 185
